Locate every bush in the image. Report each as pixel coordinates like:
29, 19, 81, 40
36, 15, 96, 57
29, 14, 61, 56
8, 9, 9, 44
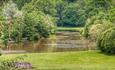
83, 18, 103, 38
0, 55, 27, 70
83, 18, 96, 37
23, 11, 55, 41
97, 27, 115, 54
89, 21, 113, 41
83, 11, 112, 38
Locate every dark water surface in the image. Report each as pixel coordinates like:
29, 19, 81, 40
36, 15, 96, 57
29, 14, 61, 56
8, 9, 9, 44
2, 31, 96, 53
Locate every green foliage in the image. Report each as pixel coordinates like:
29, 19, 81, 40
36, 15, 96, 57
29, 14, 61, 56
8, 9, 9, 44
97, 27, 115, 54
64, 0, 77, 3
21, 0, 114, 27
12, 0, 32, 10
1, 11, 55, 43
23, 11, 55, 41
22, 12, 41, 41
21, 0, 87, 27
1, 0, 115, 28
82, 0, 115, 54
56, 0, 68, 26
0, 0, 9, 6
90, 0, 112, 10
85, 0, 113, 17
10, 17, 24, 42
57, 1, 86, 27
0, 1, 56, 45
22, 0, 57, 16
83, 11, 112, 37
0, 17, 24, 44
0, 1, 24, 45
89, 22, 113, 40
108, 7, 115, 23
0, 7, 5, 32
0, 55, 27, 70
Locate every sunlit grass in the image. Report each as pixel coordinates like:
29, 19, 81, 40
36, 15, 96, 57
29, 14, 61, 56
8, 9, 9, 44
0, 51, 115, 70
57, 27, 83, 32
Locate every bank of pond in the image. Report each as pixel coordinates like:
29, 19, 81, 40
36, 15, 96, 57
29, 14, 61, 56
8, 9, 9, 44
0, 30, 96, 54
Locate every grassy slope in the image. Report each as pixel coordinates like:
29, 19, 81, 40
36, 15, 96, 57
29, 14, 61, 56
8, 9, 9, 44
57, 27, 83, 32
0, 51, 115, 70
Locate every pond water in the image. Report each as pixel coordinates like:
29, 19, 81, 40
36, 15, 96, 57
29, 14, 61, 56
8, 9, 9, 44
2, 31, 96, 53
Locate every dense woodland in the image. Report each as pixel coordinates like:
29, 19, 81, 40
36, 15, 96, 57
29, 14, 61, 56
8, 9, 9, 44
0, 0, 115, 54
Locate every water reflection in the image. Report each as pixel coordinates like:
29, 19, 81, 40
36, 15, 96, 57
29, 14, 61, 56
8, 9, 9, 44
3, 31, 96, 53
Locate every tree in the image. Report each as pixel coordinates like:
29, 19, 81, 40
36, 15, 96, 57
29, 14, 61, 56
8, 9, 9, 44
23, 11, 55, 41
55, 0, 68, 26
58, 2, 86, 27
22, 0, 57, 16
1, 1, 22, 45
12, 0, 32, 10
85, 0, 114, 18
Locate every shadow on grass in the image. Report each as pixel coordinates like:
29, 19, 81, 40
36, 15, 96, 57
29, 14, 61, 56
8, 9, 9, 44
97, 50, 115, 56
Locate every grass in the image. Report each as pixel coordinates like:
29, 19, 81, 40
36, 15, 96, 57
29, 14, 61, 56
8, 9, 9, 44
0, 51, 115, 70
57, 27, 83, 32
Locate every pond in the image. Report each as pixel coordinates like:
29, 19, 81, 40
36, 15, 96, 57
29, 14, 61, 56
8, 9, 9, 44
2, 31, 96, 54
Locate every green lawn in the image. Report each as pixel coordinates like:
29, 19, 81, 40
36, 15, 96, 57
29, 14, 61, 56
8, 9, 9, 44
57, 27, 83, 32
0, 51, 115, 70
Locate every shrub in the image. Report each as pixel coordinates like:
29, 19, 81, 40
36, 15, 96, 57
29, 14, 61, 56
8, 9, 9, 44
23, 11, 55, 41
83, 11, 111, 38
83, 18, 96, 37
97, 27, 115, 54
0, 55, 27, 70
83, 18, 103, 38
89, 21, 113, 41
